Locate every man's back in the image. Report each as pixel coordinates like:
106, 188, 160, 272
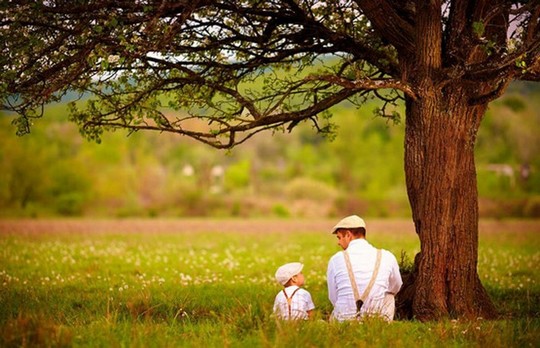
327, 239, 402, 321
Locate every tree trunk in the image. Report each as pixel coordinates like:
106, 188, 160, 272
398, 86, 498, 321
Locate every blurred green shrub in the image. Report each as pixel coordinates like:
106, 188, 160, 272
54, 193, 87, 216
48, 162, 92, 216
285, 177, 338, 201
272, 203, 291, 217
524, 196, 540, 217
224, 159, 250, 191
502, 96, 526, 112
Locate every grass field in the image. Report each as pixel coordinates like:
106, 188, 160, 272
0, 219, 539, 347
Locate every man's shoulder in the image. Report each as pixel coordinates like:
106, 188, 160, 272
379, 248, 399, 263
329, 250, 345, 262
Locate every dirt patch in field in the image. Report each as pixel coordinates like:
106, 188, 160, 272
0, 218, 539, 236
0, 218, 413, 236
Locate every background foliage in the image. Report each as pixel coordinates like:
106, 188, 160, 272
1, 82, 539, 219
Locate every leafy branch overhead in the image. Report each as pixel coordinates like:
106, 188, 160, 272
1, 0, 539, 148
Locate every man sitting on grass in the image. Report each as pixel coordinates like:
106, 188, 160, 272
327, 215, 402, 321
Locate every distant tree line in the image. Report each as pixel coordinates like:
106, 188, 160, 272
1, 84, 539, 218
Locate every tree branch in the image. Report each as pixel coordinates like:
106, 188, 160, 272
354, 0, 415, 56
305, 75, 417, 100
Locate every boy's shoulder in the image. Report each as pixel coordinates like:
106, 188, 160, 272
296, 287, 312, 296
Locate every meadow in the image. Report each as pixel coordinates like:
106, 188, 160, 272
0, 219, 539, 347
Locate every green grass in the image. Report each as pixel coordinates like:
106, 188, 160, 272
1, 224, 539, 347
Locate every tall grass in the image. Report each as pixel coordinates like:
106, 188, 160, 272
1, 224, 538, 347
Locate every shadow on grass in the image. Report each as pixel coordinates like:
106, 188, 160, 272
486, 286, 540, 319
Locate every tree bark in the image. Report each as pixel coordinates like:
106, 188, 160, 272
390, 0, 499, 321
398, 86, 498, 320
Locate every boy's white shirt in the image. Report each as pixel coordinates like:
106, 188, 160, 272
273, 285, 315, 320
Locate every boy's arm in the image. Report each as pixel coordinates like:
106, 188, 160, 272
303, 290, 316, 319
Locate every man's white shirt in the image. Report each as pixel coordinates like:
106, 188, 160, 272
327, 239, 402, 321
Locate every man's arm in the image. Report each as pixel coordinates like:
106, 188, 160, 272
327, 257, 337, 305
387, 253, 403, 295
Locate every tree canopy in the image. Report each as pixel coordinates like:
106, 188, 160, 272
2, 1, 538, 146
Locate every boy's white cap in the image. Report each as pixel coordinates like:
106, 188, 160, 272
332, 215, 366, 233
275, 262, 304, 285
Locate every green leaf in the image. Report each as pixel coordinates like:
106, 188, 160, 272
472, 22, 485, 37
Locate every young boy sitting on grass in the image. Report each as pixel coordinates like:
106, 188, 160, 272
273, 262, 315, 320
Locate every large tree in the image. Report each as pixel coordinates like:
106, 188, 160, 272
2, 0, 539, 320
